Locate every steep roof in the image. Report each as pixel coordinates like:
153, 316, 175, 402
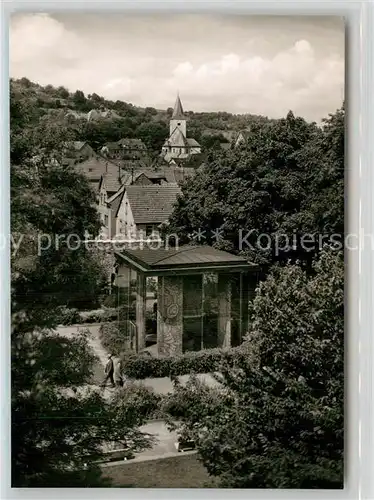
186, 137, 201, 147
166, 127, 189, 148
133, 170, 167, 182
75, 157, 108, 181
125, 185, 181, 224
76, 156, 121, 185
108, 189, 125, 217
237, 130, 251, 140
172, 94, 185, 119
102, 170, 122, 193
63, 141, 88, 151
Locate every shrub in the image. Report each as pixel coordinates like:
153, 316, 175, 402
161, 248, 344, 488
122, 347, 246, 379
72, 308, 117, 324
56, 307, 122, 326
99, 322, 134, 356
57, 307, 81, 325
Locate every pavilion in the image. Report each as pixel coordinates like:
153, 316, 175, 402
114, 245, 259, 356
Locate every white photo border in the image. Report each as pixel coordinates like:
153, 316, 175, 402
1, 1, 372, 499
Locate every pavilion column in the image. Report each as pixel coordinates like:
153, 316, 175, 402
157, 275, 183, 357
217, 274, 231, 348
136, 273, 146, 352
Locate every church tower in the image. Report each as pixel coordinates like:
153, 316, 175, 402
161, 93, 201, 162
169, 94, 187, 137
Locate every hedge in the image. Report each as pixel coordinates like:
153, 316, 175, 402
57, 307, 119, 326
121, 347, 247, 379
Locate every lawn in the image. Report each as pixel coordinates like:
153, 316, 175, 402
102, 453, 218, 488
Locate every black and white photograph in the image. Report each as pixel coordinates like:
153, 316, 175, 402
10, 12, 344, 488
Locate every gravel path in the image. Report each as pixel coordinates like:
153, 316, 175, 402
54, 323, 219, 460
54, 324, 178, 457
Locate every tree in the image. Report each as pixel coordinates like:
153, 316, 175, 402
163, 247, 344, 488
136, 121, 169, 152
11, 91, 158, 486
167, 107, 344, 268
296, 104, 344, 238
73, 90, 87, 110
89, 92, 104, 104
200, 133, 228, 151
57, 86, 70, 99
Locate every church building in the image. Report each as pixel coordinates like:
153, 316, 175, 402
161, 95, 201, 162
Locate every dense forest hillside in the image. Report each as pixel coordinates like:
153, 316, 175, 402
10, 77, 274, 152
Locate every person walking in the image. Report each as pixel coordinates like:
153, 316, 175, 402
113, 358, 124, 388
101, 354, 115, 388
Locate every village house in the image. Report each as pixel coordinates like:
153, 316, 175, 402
97, 172, 121, 238
97, 167, 136, 238
62, 141, 95, 162
110, 184, 181, 239
161, 95, 201, 162
100, 138, 147, 160
74, 156, 116, 192
87, 107, 121, 122
234, 129, 251, 147
132, 171, 168, 186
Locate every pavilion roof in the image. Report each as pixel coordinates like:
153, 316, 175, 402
115, 245, 259, 276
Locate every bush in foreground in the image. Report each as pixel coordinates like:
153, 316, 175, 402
162, 248, 344, 488
121, 347, 247, 379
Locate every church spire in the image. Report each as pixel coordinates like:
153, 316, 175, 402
172, 93, 185, 119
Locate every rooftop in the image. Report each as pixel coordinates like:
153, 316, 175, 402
186, 137, 201, 147
102, 170, 122, 193
75, 156, 114, 181
125, 185, 181, 224
115, 245, 258, 275
172, 94, 185, 120
108, 189, 125, 217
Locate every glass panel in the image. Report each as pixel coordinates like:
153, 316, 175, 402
182, 274, 219, 351
230, 274, 242, 347
202, 273, 218, 349
183, 275, 203, 352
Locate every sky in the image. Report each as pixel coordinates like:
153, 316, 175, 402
9, 13, 345, 122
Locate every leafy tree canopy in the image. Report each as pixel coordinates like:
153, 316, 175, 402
11, 90, 158, 487
167, 105, 344, 267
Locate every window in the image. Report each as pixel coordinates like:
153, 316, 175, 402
104, 215, 109, 226
182, 274, 219, 352
146, 225, 153, 236
177, 122, 181, 126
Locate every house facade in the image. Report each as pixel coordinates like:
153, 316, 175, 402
100, 138, 147, 160
111, 185, 181, 239
63, 141, 95, 162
